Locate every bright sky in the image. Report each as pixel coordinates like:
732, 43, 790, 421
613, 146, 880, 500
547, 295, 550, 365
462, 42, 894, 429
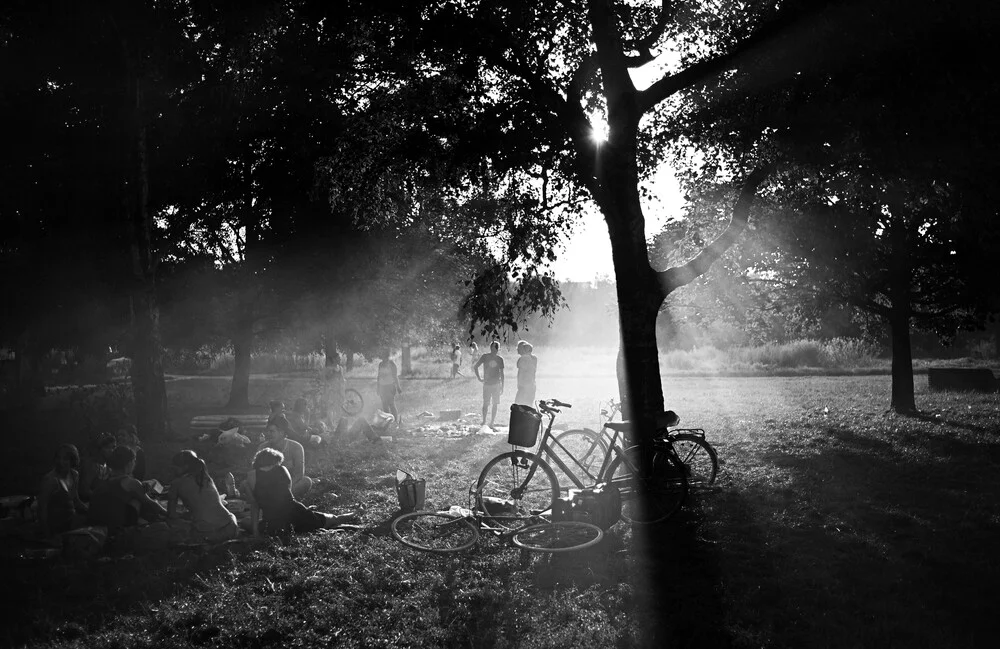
551, 163, 684, 282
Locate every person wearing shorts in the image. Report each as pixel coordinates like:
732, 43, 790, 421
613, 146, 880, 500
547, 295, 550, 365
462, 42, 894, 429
473, 340, 505, 427
376, 349, 402, 429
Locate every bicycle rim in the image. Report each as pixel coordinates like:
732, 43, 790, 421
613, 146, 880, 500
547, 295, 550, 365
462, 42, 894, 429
671, 434, 718, 486
608, 447, 687, 524
551, 429, 607, 490
391, 512, 479, 553
476, 451, 558, 531
342, 388, 364, 416
511, 522, 603, 553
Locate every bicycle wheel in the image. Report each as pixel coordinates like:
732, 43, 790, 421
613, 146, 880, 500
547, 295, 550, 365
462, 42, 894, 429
511, 521, 603, 553
607, 445, 687, 525
342, 388, 364, 416
476, 451, 559, 530
391, 512, 479, 554
551, 428, 607, 490
671, 433, 718, 486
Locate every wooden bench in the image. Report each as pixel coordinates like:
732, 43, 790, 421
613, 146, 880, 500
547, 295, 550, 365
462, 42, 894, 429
189, 414, 271, 436
927, 367, 999, 393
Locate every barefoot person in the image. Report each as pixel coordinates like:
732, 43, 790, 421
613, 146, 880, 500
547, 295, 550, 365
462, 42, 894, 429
449, 344, 464, 379
246, 448, 358, 537
473, 340, 505, 427
166, 450, 238, 544
514, 340, 538, 407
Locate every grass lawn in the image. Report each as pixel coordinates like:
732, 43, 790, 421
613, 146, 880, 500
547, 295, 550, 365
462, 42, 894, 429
1, 360, 999, 648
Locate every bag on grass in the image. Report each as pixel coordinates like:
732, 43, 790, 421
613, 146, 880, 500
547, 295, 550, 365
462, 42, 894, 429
395, 470, 426, 512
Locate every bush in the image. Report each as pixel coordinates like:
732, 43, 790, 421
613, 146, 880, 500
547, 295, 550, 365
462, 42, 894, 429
207, 352, 326, 375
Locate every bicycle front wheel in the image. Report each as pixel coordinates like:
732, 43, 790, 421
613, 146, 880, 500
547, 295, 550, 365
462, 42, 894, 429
511, 521, 603, 553
342, 388, 364, 416
672, 434, 718, 486
476, 451, 559, 531
391, 512, 479, 553
608, 446, 687, 525
551, 428, 607, 490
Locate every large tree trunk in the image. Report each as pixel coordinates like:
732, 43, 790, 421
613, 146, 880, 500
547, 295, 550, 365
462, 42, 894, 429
227, 300, 254, 409
123, 43, 168, 439
887, 215, 916, 413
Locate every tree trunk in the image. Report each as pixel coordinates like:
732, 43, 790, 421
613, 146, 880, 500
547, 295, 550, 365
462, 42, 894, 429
401, 342, 412, 375
886, 215, 916, 413
227, 301, 254, 409
123, 47, 168, 439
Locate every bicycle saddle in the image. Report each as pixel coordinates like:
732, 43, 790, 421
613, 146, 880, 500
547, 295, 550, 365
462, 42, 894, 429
605, 410, 679, 432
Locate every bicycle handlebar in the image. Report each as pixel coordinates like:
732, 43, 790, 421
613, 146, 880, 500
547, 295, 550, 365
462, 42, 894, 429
537, 399, 572, 414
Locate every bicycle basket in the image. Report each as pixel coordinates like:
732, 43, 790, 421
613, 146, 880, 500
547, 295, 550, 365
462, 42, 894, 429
395, 469, 426, 512
507, 404, 541, 447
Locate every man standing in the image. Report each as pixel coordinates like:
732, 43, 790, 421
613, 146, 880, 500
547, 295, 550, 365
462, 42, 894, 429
473, 340, 505, 427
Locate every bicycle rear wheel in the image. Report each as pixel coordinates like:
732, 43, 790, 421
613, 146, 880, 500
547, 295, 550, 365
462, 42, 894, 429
551, 428, 607, 490
671, 434, 718, 486
511, 521, 603, 553
608, 446, 687, 524
476, 451, 559, 531
342, 388, 364, 416
391, 512, 479, 553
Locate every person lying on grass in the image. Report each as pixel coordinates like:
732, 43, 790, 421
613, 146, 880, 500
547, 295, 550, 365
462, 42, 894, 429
245, 447, 359, 537
37, 444, 88, 537
87, 446, 167, 529
166, 450, 239, 544
256, 417, 313, 499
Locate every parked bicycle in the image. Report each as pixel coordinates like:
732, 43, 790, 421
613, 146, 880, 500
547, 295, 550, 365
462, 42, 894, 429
552, 398, 718, 488
474, 399, 688, 527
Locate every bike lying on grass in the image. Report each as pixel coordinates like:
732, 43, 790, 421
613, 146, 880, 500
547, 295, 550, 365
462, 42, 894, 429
391, 506, 604, 555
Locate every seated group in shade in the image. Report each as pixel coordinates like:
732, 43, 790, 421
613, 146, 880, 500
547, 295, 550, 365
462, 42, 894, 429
37, 419, 358, 551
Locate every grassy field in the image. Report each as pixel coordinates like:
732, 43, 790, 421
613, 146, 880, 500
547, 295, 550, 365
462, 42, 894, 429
1, 358, 999, 648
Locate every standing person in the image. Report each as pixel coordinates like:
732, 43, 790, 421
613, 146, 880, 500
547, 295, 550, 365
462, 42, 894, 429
450, 344, 464, 379
376, 349, 402, 429
246, 448, 358, 537
468, 341, 479, 373
473, 340, 505, 427
514, 340, 538, 407
37, 444, 88, 537
166, 450, 239, 544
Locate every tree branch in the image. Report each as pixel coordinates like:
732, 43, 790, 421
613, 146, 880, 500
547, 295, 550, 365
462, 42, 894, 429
657, 164, 775, 293
624, 0, 673, 67
637, 3, 821, 114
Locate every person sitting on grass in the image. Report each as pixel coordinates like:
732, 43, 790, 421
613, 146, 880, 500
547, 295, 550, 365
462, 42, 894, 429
473, 340, 505, 428
166, 450, 239, 544
257, 417, 313, 498
288, 397, 324, 447
79, 432, 116, 503
88, 446, 169, 552
37, 444, 88, 537
245, 447, 358, 537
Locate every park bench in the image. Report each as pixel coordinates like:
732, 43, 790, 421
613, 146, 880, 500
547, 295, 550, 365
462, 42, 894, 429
189, 413, 271, 438
927, 367, 999, 393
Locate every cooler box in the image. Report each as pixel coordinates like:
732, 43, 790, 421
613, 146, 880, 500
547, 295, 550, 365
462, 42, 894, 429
508, 404, 541, 447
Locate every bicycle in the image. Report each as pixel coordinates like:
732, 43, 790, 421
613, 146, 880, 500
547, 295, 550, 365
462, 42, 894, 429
391, 506, 604, 555
553, 399, 718, 488
475, 399, 688, 527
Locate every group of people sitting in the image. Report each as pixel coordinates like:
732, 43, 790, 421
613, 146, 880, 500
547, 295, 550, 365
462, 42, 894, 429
35, 406, 359, 553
